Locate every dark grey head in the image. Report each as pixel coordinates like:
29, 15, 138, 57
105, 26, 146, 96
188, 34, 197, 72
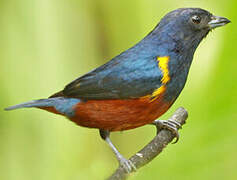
160, 8, 230, 29
151, 8, 230, 51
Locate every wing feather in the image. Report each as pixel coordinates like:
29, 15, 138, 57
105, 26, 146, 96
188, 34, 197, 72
51, 55, 164, 100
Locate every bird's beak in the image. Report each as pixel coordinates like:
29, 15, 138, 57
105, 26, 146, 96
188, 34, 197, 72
208, 15, 231, 29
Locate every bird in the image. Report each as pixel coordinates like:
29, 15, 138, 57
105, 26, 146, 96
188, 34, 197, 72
5, 8, 230, 172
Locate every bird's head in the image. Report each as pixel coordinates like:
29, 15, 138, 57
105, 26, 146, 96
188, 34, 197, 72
152, 8, 230, 51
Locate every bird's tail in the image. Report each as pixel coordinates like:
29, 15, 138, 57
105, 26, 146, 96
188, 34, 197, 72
4, 98, 58, 111
5, 97, 81, 117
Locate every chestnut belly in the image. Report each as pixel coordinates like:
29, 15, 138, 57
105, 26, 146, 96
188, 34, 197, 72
70, 97, 173, 131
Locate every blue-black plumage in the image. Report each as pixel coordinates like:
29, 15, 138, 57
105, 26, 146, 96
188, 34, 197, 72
49, 8, 230, 101
5, 8, 230, 172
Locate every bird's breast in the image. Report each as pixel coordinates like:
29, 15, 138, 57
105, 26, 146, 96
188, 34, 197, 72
163, 54, 192, 101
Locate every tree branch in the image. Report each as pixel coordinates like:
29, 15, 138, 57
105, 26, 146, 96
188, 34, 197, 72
107, 107, 188, 180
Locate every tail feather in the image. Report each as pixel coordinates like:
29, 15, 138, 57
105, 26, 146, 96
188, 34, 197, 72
4, 97, 81, 117
5, 99, 56, 111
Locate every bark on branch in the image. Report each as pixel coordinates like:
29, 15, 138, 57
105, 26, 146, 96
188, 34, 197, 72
107, 107, 188, 180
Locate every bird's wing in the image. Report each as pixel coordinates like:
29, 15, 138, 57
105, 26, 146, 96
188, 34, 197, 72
51, 55, 164, 100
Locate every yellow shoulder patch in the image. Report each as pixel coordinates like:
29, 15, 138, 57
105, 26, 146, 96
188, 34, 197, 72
158, 56, 170, 84
151, 85, 166, 98
141, 56, 170, 102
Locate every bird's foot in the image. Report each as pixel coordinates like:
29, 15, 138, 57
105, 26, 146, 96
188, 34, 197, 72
118, 155, 136, 173
151, 119, 181, 143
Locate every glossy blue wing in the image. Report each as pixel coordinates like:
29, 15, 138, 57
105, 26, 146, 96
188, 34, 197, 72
61, 55, 163, 100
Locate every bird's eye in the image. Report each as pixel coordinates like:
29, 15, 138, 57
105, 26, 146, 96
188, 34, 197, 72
192, 15, 201, 24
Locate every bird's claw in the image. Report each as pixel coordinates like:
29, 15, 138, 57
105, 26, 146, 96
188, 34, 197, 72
152, 119, 181, 143
118, 156, 136, 173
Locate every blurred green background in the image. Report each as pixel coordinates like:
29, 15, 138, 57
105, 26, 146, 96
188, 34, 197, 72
0, 0, 236, 179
